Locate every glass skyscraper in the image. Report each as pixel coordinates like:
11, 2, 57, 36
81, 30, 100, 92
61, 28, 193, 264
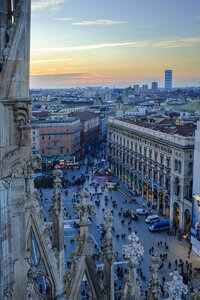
165, 70, 172, 90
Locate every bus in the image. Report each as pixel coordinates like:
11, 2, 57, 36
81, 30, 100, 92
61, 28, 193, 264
66, 162, 80, 169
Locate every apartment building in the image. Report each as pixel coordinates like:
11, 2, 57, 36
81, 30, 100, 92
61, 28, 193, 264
31, 117, 81, 166
107, 117, 195, 232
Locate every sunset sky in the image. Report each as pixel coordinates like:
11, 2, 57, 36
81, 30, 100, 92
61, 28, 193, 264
30, 0, 200, 88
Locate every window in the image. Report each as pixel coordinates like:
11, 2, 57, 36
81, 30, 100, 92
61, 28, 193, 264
48, 149, 51, 155
33, 131, 35, 134
155, 152, 157, 162
149, 150, 152, 159
48, 136, 51, 140
54, 149, 57, 155
60, 148, 63, 154
48, 142, 51, 147
139, 146, 142, 154
41, 130, 44, 134
42, 136, 44, 140
33, 137, 35, 142
135, 144, 137, 152
127, 140, 129, 148
166, 158, 170, 168
42, 150, 44, 154
41, 142, 45, 148
60, 141, 63, 147
54, 129, 57, 133
131, 141, 133, 150
174, 159, 178, 171
160, 155, 163, 165
144, 148, 147, 157
60, 135, 63, 139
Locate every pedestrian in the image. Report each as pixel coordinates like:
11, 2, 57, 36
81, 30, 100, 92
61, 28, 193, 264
168, 261, 171, 269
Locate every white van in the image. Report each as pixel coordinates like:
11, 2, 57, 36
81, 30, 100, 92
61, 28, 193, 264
145, 215, 160, 224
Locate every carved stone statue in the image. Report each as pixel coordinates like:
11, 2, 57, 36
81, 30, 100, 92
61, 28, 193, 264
120, 232, 144, 300
147, 253, 162, 300
165, 271, 188, 300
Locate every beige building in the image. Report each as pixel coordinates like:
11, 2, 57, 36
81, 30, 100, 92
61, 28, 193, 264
107, 117, 195, 232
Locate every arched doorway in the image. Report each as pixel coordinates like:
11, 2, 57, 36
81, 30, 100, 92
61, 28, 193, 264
184, 209, 191, 233
164, 196, 170, 217
143, 180, 147, 198
139, 177, 142, 195
153, 187, 158, 209
134, 175, 138, 189
173, 202, 180, 225
159, 192, 164, 214
148, 184, 152, 205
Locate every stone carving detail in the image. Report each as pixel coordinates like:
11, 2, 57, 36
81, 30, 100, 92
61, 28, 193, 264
147, 253, 162, 300
165, 271, 188, 300
0, 177, 12, 189
13, 102, 31, 126
120, 232, 144, 300
124, 232, 144, 264
1, 1, 23, 61
49, 165, 66, 250
73, 188, 95, 225
0, 100, 33, 179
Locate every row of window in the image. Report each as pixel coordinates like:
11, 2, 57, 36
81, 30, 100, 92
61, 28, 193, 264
41, 148, 69, 155
41, 141, 69, 147
41, 129, 70, 134
110, 145, 171, 168
108, 130, 172, 155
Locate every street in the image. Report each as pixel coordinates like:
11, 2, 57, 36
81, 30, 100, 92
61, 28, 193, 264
38, 156, 200, 299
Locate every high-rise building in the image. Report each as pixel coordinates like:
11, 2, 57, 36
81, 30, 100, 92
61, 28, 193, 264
165, 70, 172, 90
142, 84, 148, 92
134, 84, 139, 93
151, 81, 158, 92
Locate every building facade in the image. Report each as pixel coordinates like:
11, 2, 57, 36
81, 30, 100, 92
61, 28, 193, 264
165, 70, 172, 90
70, 111, 100, 154
107, 117, 194, 232
191, 121, 200, 255
31, 118, 81, 167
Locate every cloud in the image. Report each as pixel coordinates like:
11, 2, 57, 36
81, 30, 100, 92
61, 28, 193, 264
156, 37, 200, 48
56, 17, 76, 21
31, 0, 65, 11
33, 41, 148, 52
31, 58, 74, 64
72, 19, 126, 26
195, 15, 200, 20
32, 37, 200, 53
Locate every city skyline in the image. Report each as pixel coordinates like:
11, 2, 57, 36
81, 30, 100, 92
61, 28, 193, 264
30, 0, 200, 88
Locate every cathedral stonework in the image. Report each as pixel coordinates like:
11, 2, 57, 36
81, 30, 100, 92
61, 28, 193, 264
0, 1, 196, 300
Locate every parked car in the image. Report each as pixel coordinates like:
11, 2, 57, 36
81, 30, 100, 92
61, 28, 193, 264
130, 212, 138, 220
145, 215, 160, 224
136, 208, 148, 215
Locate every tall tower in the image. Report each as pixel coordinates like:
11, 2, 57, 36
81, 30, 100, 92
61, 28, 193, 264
165, 70, 172, 90
115, 96, 124, 118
